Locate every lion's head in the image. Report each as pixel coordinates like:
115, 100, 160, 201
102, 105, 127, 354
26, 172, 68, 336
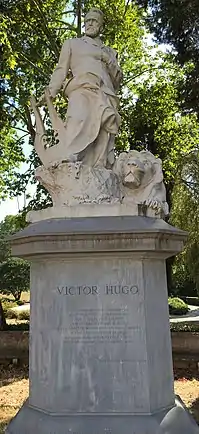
113, 150, 168, 216
114, 150, 163, 190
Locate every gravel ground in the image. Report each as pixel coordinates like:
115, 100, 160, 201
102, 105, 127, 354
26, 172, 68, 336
0, 365, 199, 432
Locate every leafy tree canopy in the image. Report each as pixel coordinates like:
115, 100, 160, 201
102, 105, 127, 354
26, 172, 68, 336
1, 0, 146, 204
0, 258, 30, 301
136, 0, 199, 114
1, 0, 71, 200
170, 149, 199, 295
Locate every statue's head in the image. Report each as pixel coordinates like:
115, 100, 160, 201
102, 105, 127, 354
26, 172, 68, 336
84, 8, 104, 38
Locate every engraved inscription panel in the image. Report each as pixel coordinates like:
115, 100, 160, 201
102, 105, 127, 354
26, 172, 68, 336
62, 308, 139, 343
32, 258, 148, 413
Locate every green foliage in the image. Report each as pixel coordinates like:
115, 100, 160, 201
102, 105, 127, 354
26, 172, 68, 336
125, 61, 199, 208
171, 256, 197, 298
6, 322, 29, 331
170, 323, 199, 333
4, 302, 30, 320
170, 154, 199, 296
0, 259, 30, 301
168, 297, 189, 316
5, 308, 19, 319
0, 127, 26, 199
0, 214, 29, 301
1, 299, 18, 314
5, 307, 30, 321
18, 310, 30, 321
0, 214, 27, 257
136, 0, 199, 114
1, 0, 73, 200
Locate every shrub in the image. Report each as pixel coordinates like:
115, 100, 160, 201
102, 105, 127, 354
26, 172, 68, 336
170, 322, 199, 333
7, 322, 29, 331
16, 300, 24, 306
168, 297, 189, 315
18, 310, 30, 321
170, 322, 199, 332
2, 300, 18, 315
5, 309, 18, 319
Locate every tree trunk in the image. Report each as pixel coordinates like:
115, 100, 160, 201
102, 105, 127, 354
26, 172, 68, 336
12, 289, 22, 302
0, 299, 7, 330
166, 256, 175, 295
77, 0, 82, 37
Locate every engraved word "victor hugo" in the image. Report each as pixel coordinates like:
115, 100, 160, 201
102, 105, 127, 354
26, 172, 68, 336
56, 285, 138, 296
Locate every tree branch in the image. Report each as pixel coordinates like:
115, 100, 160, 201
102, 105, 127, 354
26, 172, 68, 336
24, 104, 36, 142
31, 0, 60, 59
123, 65, 176, 85
17, 52, 49, 78
14, 127, 29, 134
5, 102, 27, 124
76, 0, 82, 38
124, 0, 131, 18
50, 19, 77, 32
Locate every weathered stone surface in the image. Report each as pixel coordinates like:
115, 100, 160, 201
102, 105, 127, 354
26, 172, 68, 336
34, 162, 121, 207
10, 216, 187, 259
27, 150, 169, 222
6, 217, 198, 434
27, 257, 173, 414
6, 397, 199, 434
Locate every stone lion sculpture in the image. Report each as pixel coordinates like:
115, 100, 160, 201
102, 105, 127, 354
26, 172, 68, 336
113, 150, 169, 217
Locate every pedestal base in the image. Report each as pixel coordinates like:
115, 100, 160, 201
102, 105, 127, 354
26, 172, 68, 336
8, 217, 193, 433
6, 396, 199, 434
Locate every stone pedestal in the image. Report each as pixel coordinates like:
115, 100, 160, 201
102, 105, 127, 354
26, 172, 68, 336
6, 217, 199, 434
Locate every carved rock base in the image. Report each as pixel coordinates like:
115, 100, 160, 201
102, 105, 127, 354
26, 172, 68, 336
35, 162, 121, 207
27, 158, 167, 222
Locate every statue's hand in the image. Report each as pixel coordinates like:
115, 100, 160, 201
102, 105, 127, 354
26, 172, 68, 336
101, 51, 111, 66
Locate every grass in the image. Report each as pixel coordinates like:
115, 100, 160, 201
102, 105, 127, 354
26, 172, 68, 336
0, 364, 29, 433
0, 365, 199, 433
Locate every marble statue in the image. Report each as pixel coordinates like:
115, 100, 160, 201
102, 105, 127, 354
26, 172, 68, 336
29, 8, 169, 222
32, 8, 122, 169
